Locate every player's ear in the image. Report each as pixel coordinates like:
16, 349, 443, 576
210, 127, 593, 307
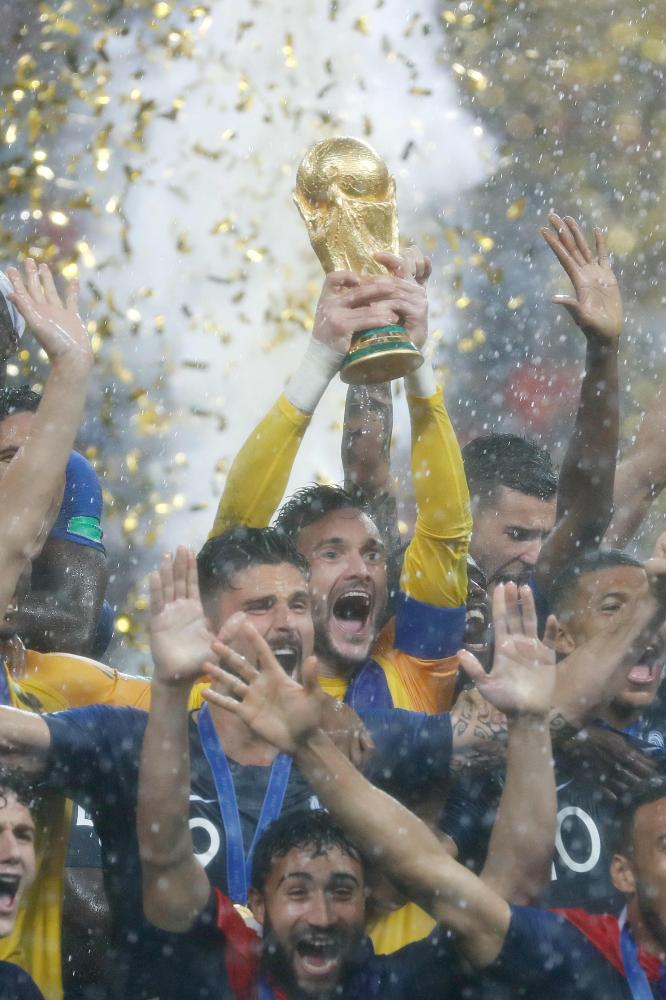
248, 887, 266, 926
553, 614, 576, 656
610, 852, 636, 896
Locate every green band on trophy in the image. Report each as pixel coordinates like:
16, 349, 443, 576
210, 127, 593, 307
341, 323, 423, 385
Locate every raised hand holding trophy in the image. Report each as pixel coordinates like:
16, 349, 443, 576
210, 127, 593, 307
294, 136, 424, 385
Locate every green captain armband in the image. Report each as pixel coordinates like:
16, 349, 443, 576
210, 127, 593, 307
67, 515, 103, 544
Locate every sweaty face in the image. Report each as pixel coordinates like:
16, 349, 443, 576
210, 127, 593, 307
252, 845, 366, 996
626, 798, 666, 949
0, 792, 36, 938
469, 487, 556, 588
210, 563, 314, 675
557, 565, 664, 712
296, 510, 387, 672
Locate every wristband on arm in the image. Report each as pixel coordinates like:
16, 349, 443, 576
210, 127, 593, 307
285, 338, 345, 414
405, 360, 438, 398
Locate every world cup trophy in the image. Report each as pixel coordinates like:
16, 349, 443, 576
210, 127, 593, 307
294, 136, 424, 385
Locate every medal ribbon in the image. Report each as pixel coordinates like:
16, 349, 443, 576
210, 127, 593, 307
0, 660, 11, 706
620, 910, 661, 1000
197, 703, 292, 904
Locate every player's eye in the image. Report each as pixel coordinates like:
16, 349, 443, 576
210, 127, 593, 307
506, 528, 530, 542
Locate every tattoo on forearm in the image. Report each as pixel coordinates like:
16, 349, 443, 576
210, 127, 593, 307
343, 383, 393, 469
549, 712, 579, 746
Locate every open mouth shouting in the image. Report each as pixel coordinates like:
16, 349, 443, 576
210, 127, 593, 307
626, 647, 663, 688
330, 589, 374, 652
270, 641, 301, 675
293, 934, 344, 985
0, 872, 22, 918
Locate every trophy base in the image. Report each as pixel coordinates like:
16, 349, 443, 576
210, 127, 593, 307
340, 325, 424, 385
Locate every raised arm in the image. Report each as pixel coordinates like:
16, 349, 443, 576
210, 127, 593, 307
386, 249, 472, 615
553, 543, 666, 728
458, 588, 557, 904
0, 261, 93, 613
138, 547, 217, 931
208, 274, 400, 538
451, 550, 666, 766
203, 605, 557, 970
342, 382, 402, 601
341, 249, 433, 596
608, 373, 666, 548
0, 706, 51, 777
535, 215, 622, 594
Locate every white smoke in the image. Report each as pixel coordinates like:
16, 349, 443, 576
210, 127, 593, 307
84, 0, 492, 554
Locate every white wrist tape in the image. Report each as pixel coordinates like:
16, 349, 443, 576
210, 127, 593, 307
405, 360, 438, 398
285, 338, 345, 414
0, 271, 25, 340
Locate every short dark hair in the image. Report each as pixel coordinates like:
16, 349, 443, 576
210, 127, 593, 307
197, 527, 308, 603
0, 386, 41, 422
251, 809, 362, 893
550, 549, 644, 614
275, 484, 367, 542
615, 778, 666, 854
0, 770, 42, 821
462, 434, 558, 508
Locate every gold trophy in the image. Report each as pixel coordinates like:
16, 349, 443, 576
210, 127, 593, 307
294, 136, 424, 385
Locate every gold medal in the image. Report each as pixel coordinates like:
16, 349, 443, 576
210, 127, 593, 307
233, 903, 256, 926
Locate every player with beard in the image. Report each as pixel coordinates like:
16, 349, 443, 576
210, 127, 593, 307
137, 581, 559, 1000
181, 596, 666, 1000
0, 532, 474, 999
464, 215, 622, 621
208, 248, 472, 715
442, 541, 666, 920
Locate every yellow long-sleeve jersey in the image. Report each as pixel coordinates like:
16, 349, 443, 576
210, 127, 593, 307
210, 386, 471, 712
0, 652, 203, 1000
208, 384, 472, 953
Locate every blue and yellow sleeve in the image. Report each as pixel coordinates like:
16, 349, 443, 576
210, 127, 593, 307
377, 387, 471, 714
208, 394, 311, 539
49, 450, 105, 554
399, 387, 472, 614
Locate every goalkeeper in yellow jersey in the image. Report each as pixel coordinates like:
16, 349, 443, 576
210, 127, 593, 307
209, 247, 472, 717
207, 249, 472, 954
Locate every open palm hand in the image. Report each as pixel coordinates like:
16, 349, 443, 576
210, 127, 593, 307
202, 618, 323, 755
459, 583, 556, 719
149, 547, 215, 686
541, 214, 622, 342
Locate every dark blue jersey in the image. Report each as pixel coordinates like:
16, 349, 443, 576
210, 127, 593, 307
482, 905, 662, 999
51, 451, 105, 554
43, 704, 452, 999
442, 724, 666, 914
0, 961, 44, 1000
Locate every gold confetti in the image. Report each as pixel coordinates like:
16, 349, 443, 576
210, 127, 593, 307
506, 197, 525, 221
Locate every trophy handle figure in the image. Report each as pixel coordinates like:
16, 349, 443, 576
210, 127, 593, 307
294, 136, 424, 385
